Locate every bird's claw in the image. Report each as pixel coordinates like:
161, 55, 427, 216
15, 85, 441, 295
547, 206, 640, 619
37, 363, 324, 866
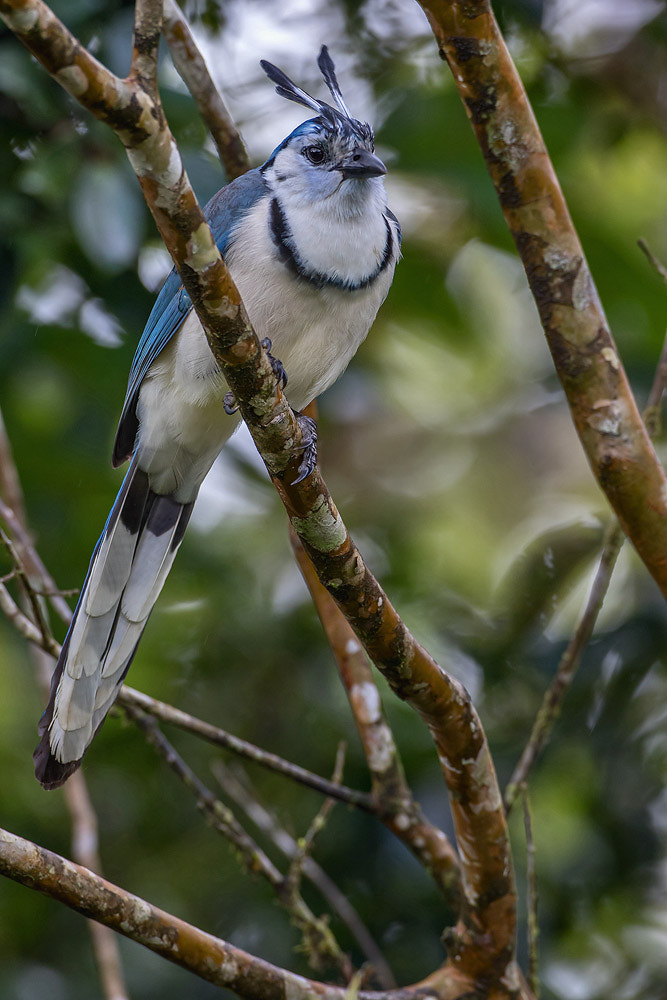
223, 391, 239, 415
292, 413, 318, 485
261, 337, 288, 390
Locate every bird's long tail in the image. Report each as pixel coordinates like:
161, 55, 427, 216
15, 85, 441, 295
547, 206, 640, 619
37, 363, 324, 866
34, 458, 194, 789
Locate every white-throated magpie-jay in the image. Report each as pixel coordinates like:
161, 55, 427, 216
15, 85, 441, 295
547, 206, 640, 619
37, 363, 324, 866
35, 46, 400, 788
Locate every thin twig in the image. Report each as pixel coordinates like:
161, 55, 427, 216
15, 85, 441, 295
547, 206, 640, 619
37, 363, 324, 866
126, 705, 353, 980
283, 742, 346, 902
0, 410, 128, 1000
503, 521, 624, 813
521, 785, 539, 998
0, 495, 73, 625
0, 579, 59, 655
638, 238, 667, 284
125, 705, 283, 883
64, 772, 130, 1000
0, 408, 26, 525
162, 0, 249, 180
119, 685, 374, 811
211, 759, 397, 989
0, 527, 53, 650
504, 328, 667, 813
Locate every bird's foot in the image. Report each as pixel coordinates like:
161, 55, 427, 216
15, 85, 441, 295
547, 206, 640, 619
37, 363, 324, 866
292, 413, 318, 485
224, 338, 287, 417
261, 338, 288, 391
223, 391, 239, 415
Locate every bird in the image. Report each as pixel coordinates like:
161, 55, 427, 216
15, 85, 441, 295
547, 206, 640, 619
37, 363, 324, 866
34, 46, 400, 789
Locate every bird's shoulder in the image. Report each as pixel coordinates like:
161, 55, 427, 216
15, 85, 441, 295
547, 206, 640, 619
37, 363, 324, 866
113, 169, 269, 466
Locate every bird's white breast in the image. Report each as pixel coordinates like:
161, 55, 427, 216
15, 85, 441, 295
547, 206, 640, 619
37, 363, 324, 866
136, 191, 398, 498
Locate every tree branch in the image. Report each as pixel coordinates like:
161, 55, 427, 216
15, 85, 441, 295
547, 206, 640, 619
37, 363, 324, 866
290, 527, 461, 906
0, 414, 128, 1000
119, 685, 375, 811
162, 0, 249, 180
418, 0, 667, 598
0, 1, 516, 986
504, 326, 667, 811
131, 0, 162, 97
125, 705, 353, 979
0, 826, 478, 1000
212, 759, 397, 989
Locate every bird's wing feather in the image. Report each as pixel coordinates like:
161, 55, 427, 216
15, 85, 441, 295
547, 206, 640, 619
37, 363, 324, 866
112, 168, 268, 466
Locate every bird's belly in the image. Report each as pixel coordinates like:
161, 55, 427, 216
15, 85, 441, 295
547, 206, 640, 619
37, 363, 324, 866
229, 247, 391, 412
137, 240, 393, 496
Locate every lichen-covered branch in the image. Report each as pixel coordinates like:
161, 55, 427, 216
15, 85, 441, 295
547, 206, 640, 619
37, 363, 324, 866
0, 826, 480, 1000
212, 759, 397, 989
290, 528, 461, 906
0, 1, 517, 989
418, 0, 667, 599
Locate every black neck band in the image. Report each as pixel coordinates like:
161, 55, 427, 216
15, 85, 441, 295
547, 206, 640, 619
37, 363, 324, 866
269, 197, 393, 292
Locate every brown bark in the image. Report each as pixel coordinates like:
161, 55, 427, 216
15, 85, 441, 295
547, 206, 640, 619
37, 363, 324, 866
418, 0, 667, 598
0, 1, 519, 993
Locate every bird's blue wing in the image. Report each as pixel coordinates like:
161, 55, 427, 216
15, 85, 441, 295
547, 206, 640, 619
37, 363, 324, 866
112, 168, 268, 467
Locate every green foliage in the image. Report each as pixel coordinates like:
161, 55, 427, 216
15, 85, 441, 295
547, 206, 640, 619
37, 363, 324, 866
1, 3, 667, 999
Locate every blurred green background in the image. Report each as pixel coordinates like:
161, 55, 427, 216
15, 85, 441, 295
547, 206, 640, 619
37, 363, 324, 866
1, 1, 667, 997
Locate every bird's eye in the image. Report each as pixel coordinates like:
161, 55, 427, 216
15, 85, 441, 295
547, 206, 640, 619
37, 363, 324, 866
304, 145, 325, 165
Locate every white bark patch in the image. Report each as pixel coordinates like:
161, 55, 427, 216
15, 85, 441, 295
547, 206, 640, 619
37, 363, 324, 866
543, 245, 571, 271
572, 264, 593, 311
292, 495, 346, 553
465, 746, 503, 814
590, 399, 622, 437
4, 6, 38, 30
393, 811, 411, 831
216, 954, 240, 979
601, 346, 619, 371
186, 222, 219, 273
56, 65, 89, 97
131, 898, 154, 924
367, 726, 396, 773
284, 973, 315, 1000
502, 963, 521, 991
350, 682, 381, 725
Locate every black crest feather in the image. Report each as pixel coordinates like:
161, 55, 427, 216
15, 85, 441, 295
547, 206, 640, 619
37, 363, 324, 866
260, 47, 373, 148
316, 45, 353, 119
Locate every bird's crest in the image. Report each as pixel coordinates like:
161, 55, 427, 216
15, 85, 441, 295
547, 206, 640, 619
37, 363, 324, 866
260, 46, 374, 148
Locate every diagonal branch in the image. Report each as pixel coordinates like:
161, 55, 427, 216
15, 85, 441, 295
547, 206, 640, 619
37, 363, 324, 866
0, 0, 516, 985
119, 685, 375, 810
162, 0, 249, 180
0, 826, 470, 1000
290, 527, 461, 906
125, 707, 353, 979
131, 0, 162, 97
212, 759, 397, 989
418, 0, 667, 598
504, 326, 667, 812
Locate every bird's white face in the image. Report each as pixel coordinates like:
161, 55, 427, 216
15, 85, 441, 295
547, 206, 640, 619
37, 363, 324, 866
264, 123, 387, 217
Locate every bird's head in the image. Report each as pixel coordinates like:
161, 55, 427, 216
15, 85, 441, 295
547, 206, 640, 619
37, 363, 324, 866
260, 46, 387, 212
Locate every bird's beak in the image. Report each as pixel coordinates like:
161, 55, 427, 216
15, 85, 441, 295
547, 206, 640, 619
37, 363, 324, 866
338, 146, 387, 179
